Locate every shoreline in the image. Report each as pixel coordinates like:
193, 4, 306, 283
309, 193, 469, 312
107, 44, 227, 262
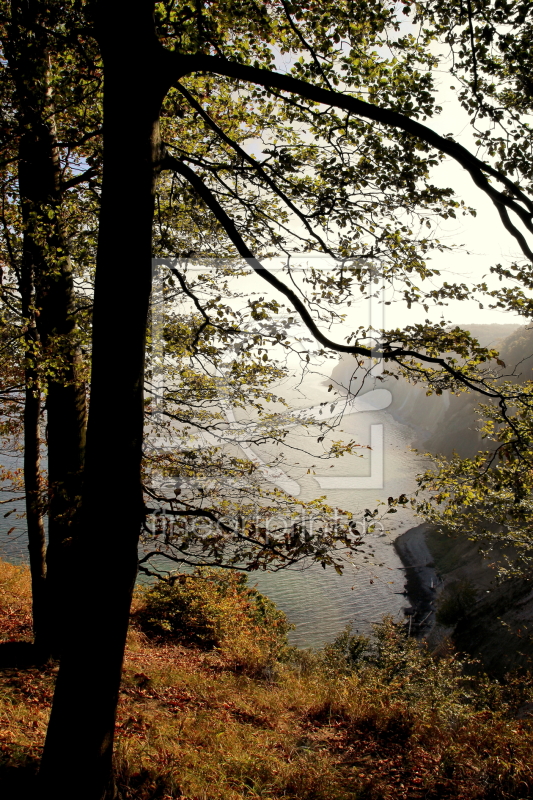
393, 523, 440, 635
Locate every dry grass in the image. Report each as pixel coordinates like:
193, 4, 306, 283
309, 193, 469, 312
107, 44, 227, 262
1, 560, 533, 799
0, 559, 32, 640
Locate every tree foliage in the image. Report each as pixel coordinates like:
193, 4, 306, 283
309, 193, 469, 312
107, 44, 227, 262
402, 2, 533, 570
0, 0, 531, 796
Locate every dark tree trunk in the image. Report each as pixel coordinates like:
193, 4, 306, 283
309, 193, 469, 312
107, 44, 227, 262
39, 244, 87, 656
39, 3, 169, 796
22, 322, 47, 653
6, 0, 88, 656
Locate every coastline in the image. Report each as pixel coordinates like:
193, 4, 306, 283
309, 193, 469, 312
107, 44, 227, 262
393, 523, 440, 635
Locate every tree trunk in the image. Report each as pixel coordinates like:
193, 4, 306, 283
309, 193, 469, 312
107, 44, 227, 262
38, 244, 87, 656
22, 333, 47, 653
39, 3, 169, 796
7, 0, 88, 656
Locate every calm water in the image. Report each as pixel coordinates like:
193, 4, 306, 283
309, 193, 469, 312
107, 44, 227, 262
0, 449, 29, 564
0, 378, 426, 649
244, 379, 426, 647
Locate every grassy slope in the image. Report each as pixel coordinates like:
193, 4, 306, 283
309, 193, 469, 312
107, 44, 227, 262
2, 560, 533, 799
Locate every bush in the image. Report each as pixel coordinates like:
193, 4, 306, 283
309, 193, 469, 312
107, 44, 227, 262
136, 568, 293, 672
322, 625, 370, 674
436, 580, 478, 627
321, 618, 427, 681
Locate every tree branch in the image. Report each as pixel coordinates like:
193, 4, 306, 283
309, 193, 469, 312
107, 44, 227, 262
173, 82, 336, 256
61, 166, 97, 191
161, 151, 371, 357
171, 53, 533, 249
279, 0, 334, 92
161, 152, 518, 399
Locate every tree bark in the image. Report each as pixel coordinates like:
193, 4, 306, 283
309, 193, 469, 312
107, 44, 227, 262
39, 2, 169, 796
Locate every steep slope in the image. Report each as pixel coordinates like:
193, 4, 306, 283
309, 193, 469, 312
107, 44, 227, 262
331, 323, 524, 458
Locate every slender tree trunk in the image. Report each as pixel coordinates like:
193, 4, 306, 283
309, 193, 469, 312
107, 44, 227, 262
22, 324, 47, 653
39, 3, 169, 796
39, 244, 87, 656
6, 0, 88, 656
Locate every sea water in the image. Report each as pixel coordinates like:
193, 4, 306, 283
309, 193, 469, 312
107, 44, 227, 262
0, 378, 426, 649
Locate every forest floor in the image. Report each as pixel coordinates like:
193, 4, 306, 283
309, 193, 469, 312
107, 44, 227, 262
3, 559, 533, 799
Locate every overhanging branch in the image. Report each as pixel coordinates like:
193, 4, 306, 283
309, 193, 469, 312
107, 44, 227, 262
162, 151, 370, 357
174, 81, 336, 256
170, 53, 533, 258
161, 152, 514, 400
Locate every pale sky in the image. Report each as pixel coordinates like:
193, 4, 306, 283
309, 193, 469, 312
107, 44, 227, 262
172, 34, 532, 341
260, 52, 530, 333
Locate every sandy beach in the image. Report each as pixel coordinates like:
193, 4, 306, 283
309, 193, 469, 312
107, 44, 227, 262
393, 523, 440, 635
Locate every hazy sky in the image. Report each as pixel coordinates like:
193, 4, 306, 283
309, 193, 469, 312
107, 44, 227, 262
169, 38, 532, 343
388, 49, 531, 331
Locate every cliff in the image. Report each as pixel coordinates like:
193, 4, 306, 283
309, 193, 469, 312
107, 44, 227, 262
395, 524, 533, 675
331, 323, 523, 458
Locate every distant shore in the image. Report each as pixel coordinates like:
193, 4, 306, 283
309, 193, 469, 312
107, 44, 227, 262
393, 523, 440, 635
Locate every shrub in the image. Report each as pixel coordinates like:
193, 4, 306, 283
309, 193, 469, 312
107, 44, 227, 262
436, 580, 478, 627
321, 618, 422, 680
322, 625, 370, 674
136, 568, 293, 672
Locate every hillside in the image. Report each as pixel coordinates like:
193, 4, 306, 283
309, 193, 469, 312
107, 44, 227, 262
395, 524, 533, 676
2, 560, 533, 800
332, 321, 533, 675
331, 323, 527, 458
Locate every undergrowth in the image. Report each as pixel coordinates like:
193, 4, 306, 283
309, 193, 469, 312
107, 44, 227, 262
1, 560, 533, 799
